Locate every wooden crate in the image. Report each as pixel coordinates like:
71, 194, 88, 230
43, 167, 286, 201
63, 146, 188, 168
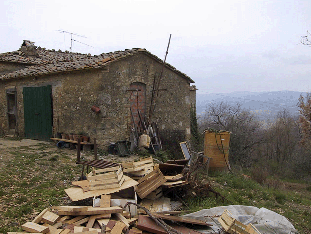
87, 166, 125, 191
122, 157, 154, 178
135, 167, 166, 199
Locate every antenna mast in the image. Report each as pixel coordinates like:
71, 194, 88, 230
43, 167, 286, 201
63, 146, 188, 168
58, 30, 92, 52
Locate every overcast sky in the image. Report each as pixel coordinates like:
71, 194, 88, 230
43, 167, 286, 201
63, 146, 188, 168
1, 0, 311, 94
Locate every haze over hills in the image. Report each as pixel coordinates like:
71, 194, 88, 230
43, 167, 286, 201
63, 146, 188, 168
196, 91, 308, 121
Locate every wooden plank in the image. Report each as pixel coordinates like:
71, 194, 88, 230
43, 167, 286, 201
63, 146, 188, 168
100, 195, 111, 208
94, 166, 120, 174
111, 221, 127, 234
86, 217, 96, 229
85, 213, 111, 228
88, 183, 121, 191
41, 211, 59, 225
22, 222, 49, 233
52, 222, 63, 229
58, 206, 123, 216
73, 217, 90, 226
59, 230, 70, 234
59, 216, 70, 222
152, 213, 211, 226
33, 208, 50, 223
52, 206, 88, 212
72, 231, 98, 234
96, 219, 110, 227
42, 224, 62, 234
66, 216, 87, 225
115, 213, 130, 227
8, 233, 41, 234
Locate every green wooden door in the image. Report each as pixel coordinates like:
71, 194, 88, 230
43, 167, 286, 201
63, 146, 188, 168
23, 85, 52, 141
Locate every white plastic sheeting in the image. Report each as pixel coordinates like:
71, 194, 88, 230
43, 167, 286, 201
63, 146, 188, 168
183, 205, 298, 234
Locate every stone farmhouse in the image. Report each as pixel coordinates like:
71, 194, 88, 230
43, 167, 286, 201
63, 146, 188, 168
0, 40, 196, 148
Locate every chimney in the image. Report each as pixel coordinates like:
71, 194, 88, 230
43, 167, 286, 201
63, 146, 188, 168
20, 40, 39, 57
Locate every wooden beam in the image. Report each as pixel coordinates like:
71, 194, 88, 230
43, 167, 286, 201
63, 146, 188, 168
55, 206, 122, 216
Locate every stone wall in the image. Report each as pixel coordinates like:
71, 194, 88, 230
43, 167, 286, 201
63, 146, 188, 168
0, 53, 194, 147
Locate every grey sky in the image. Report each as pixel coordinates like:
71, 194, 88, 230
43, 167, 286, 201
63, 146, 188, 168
1, 0, 311, 93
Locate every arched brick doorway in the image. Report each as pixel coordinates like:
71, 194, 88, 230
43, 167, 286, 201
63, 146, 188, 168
129, 82, 146, 131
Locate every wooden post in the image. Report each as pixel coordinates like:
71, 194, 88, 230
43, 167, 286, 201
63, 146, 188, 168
77, 138, 81, 162
94, 138, 98, 160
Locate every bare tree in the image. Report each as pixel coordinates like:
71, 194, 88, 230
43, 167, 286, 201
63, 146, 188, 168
200, 102, 263, 167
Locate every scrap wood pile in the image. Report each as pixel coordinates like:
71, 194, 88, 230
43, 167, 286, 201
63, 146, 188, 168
10, 144, 238, 234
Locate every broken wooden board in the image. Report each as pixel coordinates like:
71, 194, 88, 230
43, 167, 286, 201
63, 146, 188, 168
218, 210, 261, 234
152, 213, 212, 226
135, 168, 166, 199
65, 175, 138, 201
111, 221, 127, 234
41, 211, 59, 225
32, 208, 50, 223
21, 222, 49, 233
137, 215, 203, 234
54, 206, 122, 216
162, 180, 188, 188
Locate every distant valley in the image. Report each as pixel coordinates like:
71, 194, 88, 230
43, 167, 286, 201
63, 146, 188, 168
196, 91, 308, 121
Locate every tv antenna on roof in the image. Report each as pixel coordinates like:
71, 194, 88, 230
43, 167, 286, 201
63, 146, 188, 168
58, 30, 93, 52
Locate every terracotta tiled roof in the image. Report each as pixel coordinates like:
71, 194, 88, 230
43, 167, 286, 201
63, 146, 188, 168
0, 43, 194, 83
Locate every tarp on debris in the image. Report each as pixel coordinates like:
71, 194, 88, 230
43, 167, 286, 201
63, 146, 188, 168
183, 205, 298, 234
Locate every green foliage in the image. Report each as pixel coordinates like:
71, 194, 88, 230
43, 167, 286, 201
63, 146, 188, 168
190, 104, 202, 151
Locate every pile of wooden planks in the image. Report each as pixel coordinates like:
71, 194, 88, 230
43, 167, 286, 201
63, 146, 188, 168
87, 166, 125, 191
10, 194, 212, 234
122, 157, 154, 180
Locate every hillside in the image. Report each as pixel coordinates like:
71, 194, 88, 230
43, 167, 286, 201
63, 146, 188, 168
197, 91, 307, 121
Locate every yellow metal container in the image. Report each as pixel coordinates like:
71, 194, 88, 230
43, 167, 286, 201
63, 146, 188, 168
204, 130, 231, 170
